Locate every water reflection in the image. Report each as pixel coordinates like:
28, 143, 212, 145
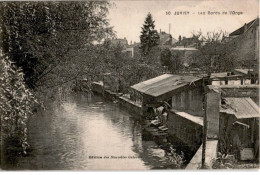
10, 93, 175, 170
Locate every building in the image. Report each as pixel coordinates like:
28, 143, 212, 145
219, 97, 259, 159
131, 74, 203, 114
204, 85, 259, 161
173, 36, 200, 48
158, 30, 177, 46
227, 18, 259, 71
130, 72, 259, 166
234, 68, 259, 84
131, 74, 205, 152
106, 37, 128, 49
122, 47, 134, 57
208, 69, 259, 86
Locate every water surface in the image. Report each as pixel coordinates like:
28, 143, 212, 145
8, 93, 176, 170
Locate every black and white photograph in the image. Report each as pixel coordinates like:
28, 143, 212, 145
0, 0, 259, 170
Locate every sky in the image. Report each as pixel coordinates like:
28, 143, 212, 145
108, 0, 259, 43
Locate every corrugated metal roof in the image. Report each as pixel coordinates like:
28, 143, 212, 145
220, 97, 260, 119
131, 74, 201, 97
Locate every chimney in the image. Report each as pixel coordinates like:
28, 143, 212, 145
160, 29, 161, 33
169, 23, 171, 35
244, 23, 247, 33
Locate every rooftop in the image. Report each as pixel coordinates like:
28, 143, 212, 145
229, 18, 259, 36
210, 72, 241, 79
220, 97, 260, 119
131, 74, 201, 97
170, 47, 198, 51
234, 68, 254, 75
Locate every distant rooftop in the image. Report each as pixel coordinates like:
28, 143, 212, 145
220, 97, 260, 119
210, 72, 241, 79
234, 68, 254, 75
229, 18, 259, 36
131, 74, 201, 97
170, 47, 198, 51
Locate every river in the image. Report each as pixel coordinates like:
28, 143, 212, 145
5, 93, 179, 170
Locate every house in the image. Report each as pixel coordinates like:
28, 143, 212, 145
227, 18, 259, 71
234, 68, 259, 84
158, 30, 177, 46
106, 37, 128, 49
229, 18, 259, 37
208, 70, 259, 86
122, 47, 134, 57
173, 36, 201, 48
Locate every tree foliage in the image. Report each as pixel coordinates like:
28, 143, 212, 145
190, 30, 237, 72
160, 48, 172, 67
0, 1, 114, 156
160, 48, 182, 73
140, 13, 160, 56
1, 1, 114, 89
98, 42, 163, 94
0, 56, 38, 154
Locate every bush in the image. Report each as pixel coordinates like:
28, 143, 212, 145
0, 56, 38, 155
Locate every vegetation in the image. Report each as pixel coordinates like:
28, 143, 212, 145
0, 3, 166, 158
190, 30, 237, 73
160, 48, 182, 73
0, 1, 114, 156
140, 13, 160, 56
212, 152, 259, 169
1, 1, 114, 89
101, 42, 163, 93
0, 56, 38, 155
168, 147, 184, 169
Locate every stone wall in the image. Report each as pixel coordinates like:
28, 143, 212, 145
171, 84, 204, 116
167, 109, 203, 152
118, 96, 143, 117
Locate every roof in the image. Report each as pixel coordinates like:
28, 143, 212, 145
234, 69, 253, 75
170, 109, 203, 126
229, 18, 259, 36
170, 47, 198, 51
210, 72, 241, 79
159, 32, 172, 45
220, 97, 260, 119
131, 74, 201, 97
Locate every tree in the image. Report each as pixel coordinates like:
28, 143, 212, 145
160, 48, 182, 73
140, 13, 160, 56
178, 35, 182, 42
160, 48, 172, 67
190, 30, 236, 73
1, 1, 114, 89
0, 1, 114, 157
0, 55, 38, 157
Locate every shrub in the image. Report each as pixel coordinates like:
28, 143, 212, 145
0, 56, 38, 155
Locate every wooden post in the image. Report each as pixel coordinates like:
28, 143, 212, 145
202, 94, 207, 168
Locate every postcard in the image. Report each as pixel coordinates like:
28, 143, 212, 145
0, 0, 259, 170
